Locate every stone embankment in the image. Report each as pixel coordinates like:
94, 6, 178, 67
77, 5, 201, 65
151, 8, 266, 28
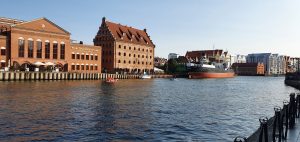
0, 72, 174, 81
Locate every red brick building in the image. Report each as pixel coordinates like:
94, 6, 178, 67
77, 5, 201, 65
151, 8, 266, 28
185, 49, 228, 63
0, 17, 101, 72
94, 17, 155, 73
232, 63, 265, 76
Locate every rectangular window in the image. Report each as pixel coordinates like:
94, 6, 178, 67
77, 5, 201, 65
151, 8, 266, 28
71, 65, 75, 70
18, 39, 25, 57
86, 65, 89, 70
86, 55, 89, 60
1, 49, 6, 56
81, 54, 84, 60
53, 43, 58, 59
45, 42, 50, 59
60, 44, 65, 59
90, 65, 93, 70
37, 41, 42, 58
76, 54, 80, 59
28, 40, 34, 58
72, 54, 75, 59
95, 56, 98, 61
91, 55, 94, 60
76, 65, 80, 70
81, 65, 84, 70
95, 66, 98, 71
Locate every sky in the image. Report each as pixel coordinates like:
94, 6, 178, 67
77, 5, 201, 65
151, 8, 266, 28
1, 0, 300, 58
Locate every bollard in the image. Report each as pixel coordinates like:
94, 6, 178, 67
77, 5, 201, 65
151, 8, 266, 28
282, 100, 289, 139
289, 93, 296, 128
234, 137, 247, 142
258, 116, 268, 142
272, 106, 282, 142
296, 93, 300, 118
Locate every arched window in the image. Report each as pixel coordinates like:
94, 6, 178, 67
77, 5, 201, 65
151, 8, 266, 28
45, 41, 50, 59
124, 46, 126, 49
18, 38, 25, 57
119, 52, 121, 56
28, 39, 34, 58
134, 54, 136, 57
129, 54, 131, 57
123, 60, 126, 64
129, 61, 131, 64
118, 60, 121, 63
124, 53, 126, 56
36, 40, 42, 58
60, 43, 65, 59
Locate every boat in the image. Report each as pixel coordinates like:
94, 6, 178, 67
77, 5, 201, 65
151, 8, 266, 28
140, 72, 151, 79
187, 58, 235, 79
105, 77, 118, 83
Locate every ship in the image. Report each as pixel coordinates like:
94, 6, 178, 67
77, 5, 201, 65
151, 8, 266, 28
187, 57, 235, 79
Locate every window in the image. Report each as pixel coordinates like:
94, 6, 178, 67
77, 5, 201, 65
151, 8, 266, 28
138, 61, 140, 64
53, 43, 58, 59
124, 46, 126, 49
142, 55, 144, 58
129, 47, 131, 50
124, 60, 126, 64
134, 54, 136, 57
81, 65, 84, 70
95, 66, 98, 71
0, 49, 5, 56
142, 61, 144, 64
86, 65, 89, 70
118, 60, 121, 63
81, 54, 84, 60
76, 65, 80, 70
76, 54, 80, 59
91, 55, 94, 60
60, 44, 65, 59
118, 52, 121, 56
129, 61, 131, 64
86, 55, 89, 60
72, 54, 75, 59
90, 65, 93, 70
71, 65, 75, 70
18, 39, 25, 57
124, 53, 126, 56
133, 61, 136, 64
138, 48, 140, 51
150, 56, 152, 59
138, 55, 140, 58
150, 62, 152, 65
134, 47, 136, 50
150, 50, 152, 53
37, 41, 42, 58
27, 41, 34, 58
45, 42, 50, 59
95, 56, 98, 60
142, 49, 144, 52
129, 54, 131, 57
119, 45, 121, 48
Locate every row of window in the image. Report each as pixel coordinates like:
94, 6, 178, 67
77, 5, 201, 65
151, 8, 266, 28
117, 52, 152, 59
117, 60, 152, 65
18, 39, 65, 59
118, 45, 152, 53
71, 65, 98, 71
71, 53, 98, 61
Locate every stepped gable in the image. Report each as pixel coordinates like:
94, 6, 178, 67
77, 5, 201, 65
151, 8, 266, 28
104, 19, 154, 46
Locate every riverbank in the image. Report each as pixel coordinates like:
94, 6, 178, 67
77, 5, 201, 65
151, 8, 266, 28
0, 72, 173, 81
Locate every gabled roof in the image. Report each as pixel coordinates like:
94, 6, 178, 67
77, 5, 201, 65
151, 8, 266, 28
185, 50, 223, 58
102, 17, 154, 47
11, 17, 70, 35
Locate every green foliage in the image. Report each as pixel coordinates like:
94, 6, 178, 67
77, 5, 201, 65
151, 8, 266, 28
166, 59, 187, 74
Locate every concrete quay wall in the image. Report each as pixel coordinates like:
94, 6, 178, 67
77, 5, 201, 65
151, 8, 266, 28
0, 72, 140, 81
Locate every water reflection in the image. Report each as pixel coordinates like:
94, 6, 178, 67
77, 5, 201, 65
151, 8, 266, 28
0, 77, 298, 141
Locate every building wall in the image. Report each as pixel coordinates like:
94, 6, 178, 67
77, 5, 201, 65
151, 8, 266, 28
10, 28, 70, 68
69, 43, 101, 73
0, 35, 7, 69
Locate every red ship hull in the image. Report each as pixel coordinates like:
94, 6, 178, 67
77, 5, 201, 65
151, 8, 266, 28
188, 72, 235, 79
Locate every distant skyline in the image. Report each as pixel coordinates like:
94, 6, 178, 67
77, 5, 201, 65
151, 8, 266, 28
1, 0, 300, 58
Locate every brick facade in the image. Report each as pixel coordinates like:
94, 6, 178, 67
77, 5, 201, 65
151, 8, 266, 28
94, 17, 155, 73
0, 17, 101, 73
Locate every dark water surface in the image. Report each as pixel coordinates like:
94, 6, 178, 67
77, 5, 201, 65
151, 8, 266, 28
0, 77, 298, 142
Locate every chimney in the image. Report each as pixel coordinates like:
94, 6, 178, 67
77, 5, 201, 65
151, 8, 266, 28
79, 41, 83, 44
143, 28, 147, 33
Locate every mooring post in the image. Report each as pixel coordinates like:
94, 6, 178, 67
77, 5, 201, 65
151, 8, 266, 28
289, 93, 296, 128
282, 100, 289, 139
258, 116, 268, 142
272, 106, 282, 142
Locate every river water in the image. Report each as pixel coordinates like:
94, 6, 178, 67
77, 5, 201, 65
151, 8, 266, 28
0, 76, 298, 142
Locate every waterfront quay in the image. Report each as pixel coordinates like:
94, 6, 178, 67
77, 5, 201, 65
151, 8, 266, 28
0, 71, 173, 81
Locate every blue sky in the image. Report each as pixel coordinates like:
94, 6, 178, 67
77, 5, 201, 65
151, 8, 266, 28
1, 0, 300, 58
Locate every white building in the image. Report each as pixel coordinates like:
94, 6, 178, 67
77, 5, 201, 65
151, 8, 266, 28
168, 53, 178, 60
246, 53, 287, 75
